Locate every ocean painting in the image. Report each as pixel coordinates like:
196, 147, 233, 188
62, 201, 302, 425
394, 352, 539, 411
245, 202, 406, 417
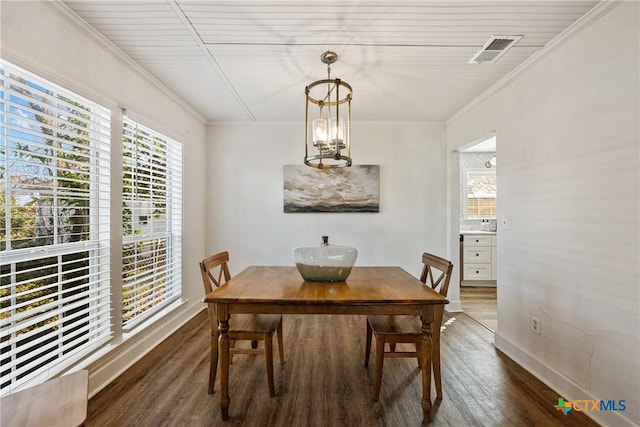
284, 165, 380, 213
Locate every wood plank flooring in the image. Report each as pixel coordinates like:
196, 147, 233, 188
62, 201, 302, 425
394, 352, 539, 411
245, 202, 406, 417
461, 286, 497, 332
86, 310, 600, 427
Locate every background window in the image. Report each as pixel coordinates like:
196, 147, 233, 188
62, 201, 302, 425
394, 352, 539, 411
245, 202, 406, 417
465, 170, 497, 219
0, 60, 111, 393
121, 118, 182, 329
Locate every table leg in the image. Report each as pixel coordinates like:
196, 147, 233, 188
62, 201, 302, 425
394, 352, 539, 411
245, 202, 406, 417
217, 304, 230, 420
420, 306, 435, 423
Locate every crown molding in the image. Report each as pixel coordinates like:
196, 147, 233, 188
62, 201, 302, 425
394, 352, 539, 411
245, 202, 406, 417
446, 0, 624, 126
0, 45, 119, 113
45, 1, 207, 125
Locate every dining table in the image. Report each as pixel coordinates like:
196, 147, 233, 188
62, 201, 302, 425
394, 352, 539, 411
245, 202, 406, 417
203, 265, 448, 423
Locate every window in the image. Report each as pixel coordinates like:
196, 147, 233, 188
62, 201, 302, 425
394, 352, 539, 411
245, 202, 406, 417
465, 170, 497, 219
0, 60, 111, 392
121, 118, 182, 329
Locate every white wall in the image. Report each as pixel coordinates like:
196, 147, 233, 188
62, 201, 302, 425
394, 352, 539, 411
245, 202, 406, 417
446, 3, 639, 426
1, 1, 207, 396
205, 122, 454, 286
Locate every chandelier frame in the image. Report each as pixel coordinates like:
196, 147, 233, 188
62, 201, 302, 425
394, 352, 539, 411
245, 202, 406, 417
304, 51, 353, 169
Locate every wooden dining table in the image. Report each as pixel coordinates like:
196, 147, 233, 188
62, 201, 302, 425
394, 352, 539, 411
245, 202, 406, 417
204, 265, 448, 423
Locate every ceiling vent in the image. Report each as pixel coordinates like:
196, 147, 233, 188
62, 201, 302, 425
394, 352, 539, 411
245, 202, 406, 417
468, 35, 523, 64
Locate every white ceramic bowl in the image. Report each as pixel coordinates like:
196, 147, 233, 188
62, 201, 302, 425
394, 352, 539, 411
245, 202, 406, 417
293, 244, 358, 282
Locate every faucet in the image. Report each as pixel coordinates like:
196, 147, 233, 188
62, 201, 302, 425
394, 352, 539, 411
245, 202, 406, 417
322, 236, 329, 246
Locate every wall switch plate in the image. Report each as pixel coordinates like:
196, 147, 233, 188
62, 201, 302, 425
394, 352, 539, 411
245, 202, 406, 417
531, 315, 541, 335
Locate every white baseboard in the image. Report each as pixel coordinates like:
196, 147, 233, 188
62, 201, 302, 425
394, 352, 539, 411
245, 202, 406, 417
494, 333, 637, 427
445, 299, 462, 312
87, 302, 204, 398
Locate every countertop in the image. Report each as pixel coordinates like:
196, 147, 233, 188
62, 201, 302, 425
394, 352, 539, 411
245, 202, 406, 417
459, 230, 496, 235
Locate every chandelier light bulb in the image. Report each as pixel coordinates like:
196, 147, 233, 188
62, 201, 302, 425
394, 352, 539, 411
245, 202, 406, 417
312, 119, 328, 146
329, 117, 344, 147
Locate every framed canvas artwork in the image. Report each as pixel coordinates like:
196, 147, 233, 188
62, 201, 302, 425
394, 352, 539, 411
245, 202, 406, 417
283, 165, 380, 213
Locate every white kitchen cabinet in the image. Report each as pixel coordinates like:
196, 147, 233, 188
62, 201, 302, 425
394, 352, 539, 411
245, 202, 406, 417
462, 233, 497, 282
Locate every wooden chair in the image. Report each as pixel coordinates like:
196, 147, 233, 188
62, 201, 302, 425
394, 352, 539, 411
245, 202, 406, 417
364, 252, 453, 401
200, 251, 284, 397
0, 370, 89, 427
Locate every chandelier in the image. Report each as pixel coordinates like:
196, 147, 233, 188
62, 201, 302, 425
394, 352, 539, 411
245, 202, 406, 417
304, 51, 353, 169
485, 155, 497, 168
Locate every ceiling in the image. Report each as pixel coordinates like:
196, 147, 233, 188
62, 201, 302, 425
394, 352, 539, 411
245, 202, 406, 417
61, 1, 599, 123
462, 135, 496, 152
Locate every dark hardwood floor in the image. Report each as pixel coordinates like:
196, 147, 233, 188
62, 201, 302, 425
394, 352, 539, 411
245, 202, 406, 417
87, 310, 600, 426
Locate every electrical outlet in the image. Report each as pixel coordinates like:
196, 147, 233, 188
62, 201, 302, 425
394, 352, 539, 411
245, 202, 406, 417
531, 315, 541, 335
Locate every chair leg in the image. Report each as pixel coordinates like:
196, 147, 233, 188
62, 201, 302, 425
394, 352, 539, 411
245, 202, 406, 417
365, 320, 373, 367
209, 335, 218, 394
373, 334, 385, 401
229, 339, 236, 364
415, 338, 422, 369
264, 334, 276, 397
433, 332, 442, 400
277, 318, 285, 365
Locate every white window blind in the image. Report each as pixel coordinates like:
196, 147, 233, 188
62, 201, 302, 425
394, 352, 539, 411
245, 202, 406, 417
122, 118, 182, 328
465, 170, 497, 219
0, 60, 112, 394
